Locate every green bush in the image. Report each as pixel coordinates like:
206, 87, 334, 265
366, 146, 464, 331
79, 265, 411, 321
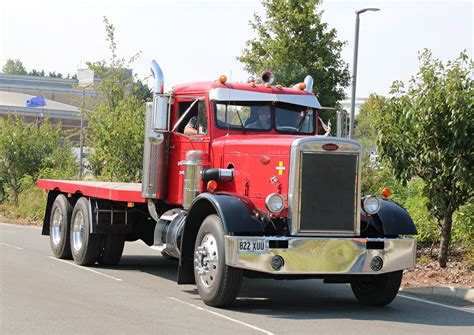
6, 176, 47, 221
452, 202, 474, 247
0, 115, 77, 221
362, 162, 472, 250
0, 115, 77, 206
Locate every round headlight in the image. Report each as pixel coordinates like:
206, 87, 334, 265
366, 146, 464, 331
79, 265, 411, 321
363, 196, 381, 215
265, 193, 284, 213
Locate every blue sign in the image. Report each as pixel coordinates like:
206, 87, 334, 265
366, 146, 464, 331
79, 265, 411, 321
26, 96, 46, 107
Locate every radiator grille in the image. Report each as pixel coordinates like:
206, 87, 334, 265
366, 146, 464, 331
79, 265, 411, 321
299, 152, 357, 233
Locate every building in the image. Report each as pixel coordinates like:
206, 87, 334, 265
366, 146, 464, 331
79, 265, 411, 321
0, 71, 98, 143
340, 98, 367, 115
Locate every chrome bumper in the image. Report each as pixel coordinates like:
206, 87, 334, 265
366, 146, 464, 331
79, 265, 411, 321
225, 236, 416, 275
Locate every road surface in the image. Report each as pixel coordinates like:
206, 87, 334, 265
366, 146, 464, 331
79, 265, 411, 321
1, 222, 473, 334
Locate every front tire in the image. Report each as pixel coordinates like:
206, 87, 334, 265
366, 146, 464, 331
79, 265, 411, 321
70, 197, 103, 266
49, 194, 73, 259
350, 270, 403, 306
194, 214, 243, 307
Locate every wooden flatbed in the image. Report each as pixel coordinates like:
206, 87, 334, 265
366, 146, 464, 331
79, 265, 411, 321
37, 180, 145, 203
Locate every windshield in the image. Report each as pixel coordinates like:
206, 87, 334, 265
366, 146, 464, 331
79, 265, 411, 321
215, 102, 315, 134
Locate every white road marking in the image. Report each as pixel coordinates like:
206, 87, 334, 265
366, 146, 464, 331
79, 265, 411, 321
48, 256, 123, 282
398, 293, 474, 314
0, 230, 17, 233
0, 223, 41, 229
167, 297, 274, 335
0, 242, 23, 250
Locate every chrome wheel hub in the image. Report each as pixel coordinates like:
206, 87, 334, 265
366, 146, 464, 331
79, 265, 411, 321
51, 207, 63, 246
72, 211, 85, 252
194, 234, 219, 288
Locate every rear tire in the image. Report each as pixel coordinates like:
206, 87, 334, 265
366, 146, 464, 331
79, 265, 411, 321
194, 214, 243, 307
70, 197, 102, 266
351, 270, 403, 306
49, 194, 73, 259
98, 234, 125, 266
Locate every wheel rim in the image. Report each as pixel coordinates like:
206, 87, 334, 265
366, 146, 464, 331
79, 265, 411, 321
194, 233, 219, 288
51, 206, 63, 246
72, 211, 85, 252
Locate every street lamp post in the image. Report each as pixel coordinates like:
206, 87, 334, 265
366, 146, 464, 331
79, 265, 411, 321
349, 7, 380, 139
79, 88, 85, 179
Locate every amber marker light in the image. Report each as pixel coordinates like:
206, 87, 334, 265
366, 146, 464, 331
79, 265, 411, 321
249, 81, 257, 87
275, 84, 283, 90
219, 75, 227, 84
207, 180, 218, 192
265, 82, 271, 88
299, 82, 307, 90
382, 187, 392, 198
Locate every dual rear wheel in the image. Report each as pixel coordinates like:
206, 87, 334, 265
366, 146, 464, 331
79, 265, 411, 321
49, 195, 124, 266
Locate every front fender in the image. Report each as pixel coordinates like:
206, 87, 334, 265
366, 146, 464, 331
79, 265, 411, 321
178, 193, 264, 284
374, 199, 418, 236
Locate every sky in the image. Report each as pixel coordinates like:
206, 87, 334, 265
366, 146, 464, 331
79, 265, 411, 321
0, 0, 472, 100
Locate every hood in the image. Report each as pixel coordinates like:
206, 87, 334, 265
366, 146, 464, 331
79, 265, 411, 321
212, 134, 307, 208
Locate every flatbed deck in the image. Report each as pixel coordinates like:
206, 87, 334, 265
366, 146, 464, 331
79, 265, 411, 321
37, 180, 145, 203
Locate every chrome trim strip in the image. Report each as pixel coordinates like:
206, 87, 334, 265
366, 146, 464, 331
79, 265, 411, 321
288, 137, 362, 236
208, 88, 322, 108
225, 236, 416, 275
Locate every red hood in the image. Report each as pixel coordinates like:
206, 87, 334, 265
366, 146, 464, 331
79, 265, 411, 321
212, 134, 307, 211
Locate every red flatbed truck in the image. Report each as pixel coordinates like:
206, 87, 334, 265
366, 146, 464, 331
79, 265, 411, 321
38, 60, 417, 307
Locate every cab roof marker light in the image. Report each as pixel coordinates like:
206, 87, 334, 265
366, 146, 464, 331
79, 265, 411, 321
219, 75, 227, 84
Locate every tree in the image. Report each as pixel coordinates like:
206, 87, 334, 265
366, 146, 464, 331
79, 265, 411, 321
2, 59, 27, 75
132, 79, 153, 102
374, 50, 473, 267
354, 94, 386, 154
0, 115, 77, 206
238, 0, 350, 111
48, 71, 63, 78
85, 17, 146, 182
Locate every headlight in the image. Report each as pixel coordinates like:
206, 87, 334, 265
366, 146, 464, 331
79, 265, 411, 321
265, 193, 284, 213
363, 196, 381, 215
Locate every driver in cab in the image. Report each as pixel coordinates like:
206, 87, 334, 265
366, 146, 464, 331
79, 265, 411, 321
247, 106, 271, 129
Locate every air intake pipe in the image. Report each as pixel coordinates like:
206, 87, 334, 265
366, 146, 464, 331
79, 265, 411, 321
304, 75, 314, 92
292, 75, 314, 92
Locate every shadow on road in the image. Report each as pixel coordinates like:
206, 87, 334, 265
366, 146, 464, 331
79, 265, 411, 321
98, 255, 473, 328
231, 278, 474, 327
103, 255, 178, 282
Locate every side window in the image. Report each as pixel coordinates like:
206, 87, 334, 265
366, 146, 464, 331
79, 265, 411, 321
178, 101, 208, 135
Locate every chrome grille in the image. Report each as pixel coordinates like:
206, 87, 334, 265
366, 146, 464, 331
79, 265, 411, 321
288, 138, 361, 236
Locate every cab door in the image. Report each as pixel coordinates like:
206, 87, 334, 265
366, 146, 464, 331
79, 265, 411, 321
167, 97, 210, 205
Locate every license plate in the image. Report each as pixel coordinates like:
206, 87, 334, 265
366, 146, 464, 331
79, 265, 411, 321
239, 239, 266, 254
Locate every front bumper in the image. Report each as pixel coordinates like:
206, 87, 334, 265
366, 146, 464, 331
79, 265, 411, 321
225, 236, 416, 275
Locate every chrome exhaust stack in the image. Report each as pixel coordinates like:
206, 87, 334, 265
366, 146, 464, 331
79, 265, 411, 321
151, 59, 164, 94
142, 59, 170, 203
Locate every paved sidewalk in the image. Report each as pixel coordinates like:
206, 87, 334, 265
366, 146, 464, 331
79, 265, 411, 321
401, 286, 474, 304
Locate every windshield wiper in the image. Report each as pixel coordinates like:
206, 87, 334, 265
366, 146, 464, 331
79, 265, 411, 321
235, 107, 247, 133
